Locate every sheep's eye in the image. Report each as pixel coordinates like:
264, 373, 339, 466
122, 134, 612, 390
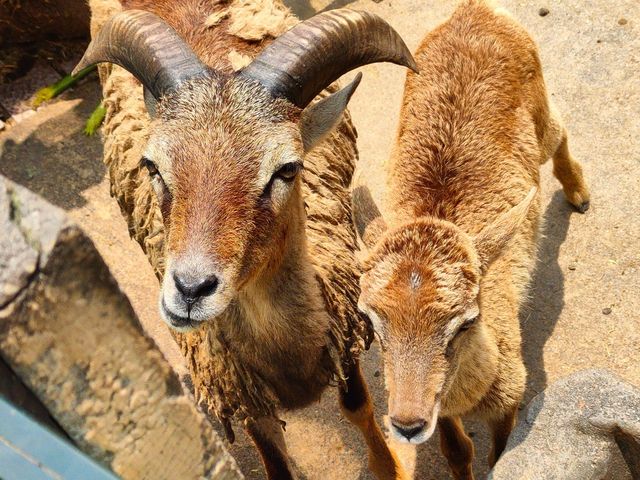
458, 315, 478, 333
261, 162, 303, 200
142, 157, 160, 177
445, 342, 454, 358
274, 162, 302, 182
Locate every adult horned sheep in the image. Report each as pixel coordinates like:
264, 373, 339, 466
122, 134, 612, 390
79, 0, 416, 478
353, 1, 589, 479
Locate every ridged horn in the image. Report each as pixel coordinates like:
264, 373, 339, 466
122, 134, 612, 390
240, 8, 417, 109
73, 10, 207, 99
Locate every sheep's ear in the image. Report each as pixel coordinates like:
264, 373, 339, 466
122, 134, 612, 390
144, 87, 157, 118
299, 73, 362, 152
474, 188, 537, 271
352, 182, 387, 251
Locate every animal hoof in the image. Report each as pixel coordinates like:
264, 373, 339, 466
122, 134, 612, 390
575, 200, 590, 213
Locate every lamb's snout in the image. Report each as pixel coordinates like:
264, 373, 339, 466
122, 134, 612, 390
389, 400, 440, 445
390, 418, 427, 442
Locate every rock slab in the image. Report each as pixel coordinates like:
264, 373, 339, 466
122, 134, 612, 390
489, 369, 639, 480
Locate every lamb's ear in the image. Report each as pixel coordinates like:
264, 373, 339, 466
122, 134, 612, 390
474, 188, 537, 270
299, 73, 362, 152
352, 182, 387, 250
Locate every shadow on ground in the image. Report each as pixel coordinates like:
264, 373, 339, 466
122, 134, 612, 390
0, 82, 104, 210
506, 190, 574, 453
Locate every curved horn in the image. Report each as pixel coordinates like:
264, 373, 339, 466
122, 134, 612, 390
240, 9, 417, 108
73, 10, 206, 99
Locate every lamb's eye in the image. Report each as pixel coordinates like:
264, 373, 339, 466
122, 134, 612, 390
458, 315, 478, 334
142, 157, 160, 177
274, 162, 302, 182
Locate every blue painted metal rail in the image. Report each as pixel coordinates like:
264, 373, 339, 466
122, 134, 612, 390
0, 397, 119, 480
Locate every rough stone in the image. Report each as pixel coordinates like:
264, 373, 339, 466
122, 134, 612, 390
0, 175, 242, 480
489, 369, 639, 480
0, 180, 43, 307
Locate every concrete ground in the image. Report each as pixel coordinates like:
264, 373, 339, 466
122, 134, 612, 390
0, 1, 638, 479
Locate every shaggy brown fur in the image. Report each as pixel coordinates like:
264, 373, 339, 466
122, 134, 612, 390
90, 0, 407, 478
354, 2, 589, 478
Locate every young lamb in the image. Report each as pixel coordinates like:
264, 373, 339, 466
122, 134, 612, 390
79, 0, 416, 478
352, 1, 590, 479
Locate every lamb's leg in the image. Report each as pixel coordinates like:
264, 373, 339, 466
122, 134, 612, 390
487, 406, 517, 467
245, 416, 297, 480
339, 362, 407, 480
438, 416, 475, 480
552, 130, 590, 213
542, 105, 590, 213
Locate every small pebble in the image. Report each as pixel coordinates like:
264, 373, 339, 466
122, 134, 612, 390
596, 39, 602, 44
568, 264, 576, 271
374, 370, 381, 377
602, 307, 612, 315
539, 7, 550, 17
618, 18, 628, 26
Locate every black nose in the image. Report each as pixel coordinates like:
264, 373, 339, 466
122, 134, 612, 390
173, 273, 218, 304
391, 418, 426, 440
